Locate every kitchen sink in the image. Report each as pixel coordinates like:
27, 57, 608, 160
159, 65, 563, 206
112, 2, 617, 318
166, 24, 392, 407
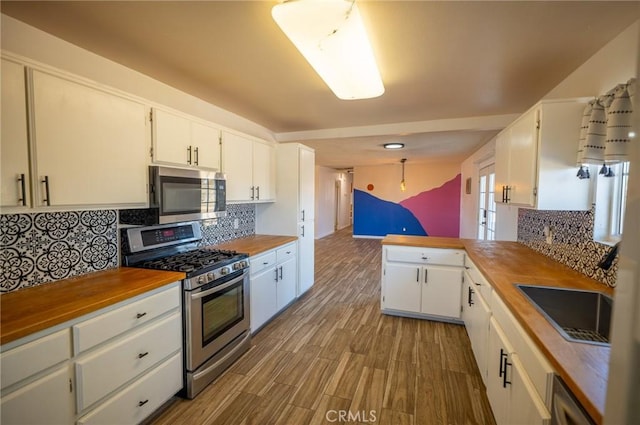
516, 284, 613, 346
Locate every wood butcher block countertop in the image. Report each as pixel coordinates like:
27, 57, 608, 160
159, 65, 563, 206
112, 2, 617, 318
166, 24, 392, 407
1, 268, 185, 346
214, 234, 298, 257
382, 235, 613, 424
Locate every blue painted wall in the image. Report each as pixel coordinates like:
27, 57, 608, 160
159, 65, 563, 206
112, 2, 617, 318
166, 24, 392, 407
353, 190, 427, 237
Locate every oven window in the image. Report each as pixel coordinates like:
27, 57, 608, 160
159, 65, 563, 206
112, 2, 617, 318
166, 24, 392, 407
201, 282, 244, 346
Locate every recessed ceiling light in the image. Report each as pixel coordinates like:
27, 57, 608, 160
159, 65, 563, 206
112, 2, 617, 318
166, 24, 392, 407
383, 143, 404, 149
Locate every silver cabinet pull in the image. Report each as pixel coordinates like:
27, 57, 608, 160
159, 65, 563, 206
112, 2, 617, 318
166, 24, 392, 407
17, 174, 26, 206
256, 186, 260, 200
251, 186, 255, 200
187, 146, 192, 165
41, 176, 51, 206
194, 146, 199, 165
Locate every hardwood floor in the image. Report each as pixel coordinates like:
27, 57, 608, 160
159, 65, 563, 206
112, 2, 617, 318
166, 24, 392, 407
152, 227, 496, 425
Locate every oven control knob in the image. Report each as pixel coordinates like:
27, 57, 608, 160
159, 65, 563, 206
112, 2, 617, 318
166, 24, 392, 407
207, 272, 214, 281
220, 267, 230, 276
240, 260, 248, 268
197, 276, 205, 284
233, 262, 241, 270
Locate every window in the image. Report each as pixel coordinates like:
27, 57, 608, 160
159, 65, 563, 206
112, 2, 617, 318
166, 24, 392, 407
593, 161, 630, 243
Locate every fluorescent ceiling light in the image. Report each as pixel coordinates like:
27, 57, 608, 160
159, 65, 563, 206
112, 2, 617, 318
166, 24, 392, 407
272, 0, 384, 100
384, 143, 404, 149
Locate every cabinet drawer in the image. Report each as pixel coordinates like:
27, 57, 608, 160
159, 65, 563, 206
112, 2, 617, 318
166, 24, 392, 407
491, 293, 555, 408
1, 328, 71, 389
77, 352, 182, 425
73, 284, 180, 354
250, 251, 276, 275
386, 246, 464, 266
276, 243, 297, 263
464, 258, 493, 301
75, 312, 182, 411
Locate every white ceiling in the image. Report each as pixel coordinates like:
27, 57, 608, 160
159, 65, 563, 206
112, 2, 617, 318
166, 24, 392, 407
2, 1, 639, 168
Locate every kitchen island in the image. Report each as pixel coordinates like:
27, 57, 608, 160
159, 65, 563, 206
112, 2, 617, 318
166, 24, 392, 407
382, 235, 612, 424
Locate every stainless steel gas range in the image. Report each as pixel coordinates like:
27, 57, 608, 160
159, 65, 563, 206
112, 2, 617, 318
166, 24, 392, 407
122, 221, 251, 398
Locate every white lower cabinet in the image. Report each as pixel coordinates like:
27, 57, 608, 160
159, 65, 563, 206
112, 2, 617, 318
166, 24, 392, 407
382, 246, 464, 321
487, 317, 551, 425
75, 312, 181, 410
1, 364, 74, 425
250, 242, 298, 332
0, 282, 182, 425
77, 353, 182, 425
461, 271, 491, 383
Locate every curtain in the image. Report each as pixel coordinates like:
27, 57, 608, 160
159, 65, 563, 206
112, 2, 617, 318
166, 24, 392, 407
577, 78, 636, 166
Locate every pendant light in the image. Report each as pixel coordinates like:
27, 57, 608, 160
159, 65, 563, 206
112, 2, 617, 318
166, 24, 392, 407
400, 158, 407, 191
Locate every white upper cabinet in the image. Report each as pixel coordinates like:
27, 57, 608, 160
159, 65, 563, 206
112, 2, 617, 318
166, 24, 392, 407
151, 108, 221, 170
494, 99, 590, 210
221, 130, 275, 202
31, 70, 148, 208
1, 58, 30, 210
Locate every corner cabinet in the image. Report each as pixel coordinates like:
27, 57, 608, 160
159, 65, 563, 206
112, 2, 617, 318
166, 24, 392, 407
381, 246, 465, 322
221, 130, 275, 202
151, 108, 221, 170
1, 62, 149, 211
494, 99, 591, 210
0, 282, 183, 425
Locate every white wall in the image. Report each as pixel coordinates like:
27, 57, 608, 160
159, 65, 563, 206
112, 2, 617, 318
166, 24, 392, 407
315, 166, 352, 239
0, 14, 274, 141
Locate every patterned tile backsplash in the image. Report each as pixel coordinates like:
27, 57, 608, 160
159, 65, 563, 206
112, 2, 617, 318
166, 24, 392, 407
517, 208, 618, 287
1, 204, 256, 293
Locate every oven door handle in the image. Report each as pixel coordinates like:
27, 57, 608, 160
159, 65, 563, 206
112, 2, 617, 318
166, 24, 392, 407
190, 273, 245, 300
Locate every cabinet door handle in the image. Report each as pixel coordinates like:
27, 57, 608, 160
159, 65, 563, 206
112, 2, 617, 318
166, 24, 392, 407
138, 351, 149, 359
187, 146, 192, 165
279, 266, 283, 280
138, 399, 149, 407
424, 268, 428, 283
136, 312, 147, 319
17, 173, 26, 206
301, 209, 305, 221
416, 268, 420, 282
499, 348, 507, 377
301, 225, 305, 237
251, 186, 255, 200
41, 176, 51, 206
275, 268, 279, 282
502, 356, 512, 388
256, 186, 260, 200
194, 146, 199, 165
501, 186, 506, 203
468, 287, 474, 306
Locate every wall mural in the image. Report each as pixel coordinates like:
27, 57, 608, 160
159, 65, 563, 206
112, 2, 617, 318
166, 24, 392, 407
354, 174, 461, 238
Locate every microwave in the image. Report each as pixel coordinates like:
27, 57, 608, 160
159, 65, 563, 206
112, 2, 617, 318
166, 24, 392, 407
120, 166, 226, 225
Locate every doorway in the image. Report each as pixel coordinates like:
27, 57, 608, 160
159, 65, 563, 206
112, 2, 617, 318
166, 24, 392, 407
478, 164, 496, 240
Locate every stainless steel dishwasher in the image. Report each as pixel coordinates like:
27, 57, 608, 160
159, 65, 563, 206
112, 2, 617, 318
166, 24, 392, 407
551, 375, 595, 425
